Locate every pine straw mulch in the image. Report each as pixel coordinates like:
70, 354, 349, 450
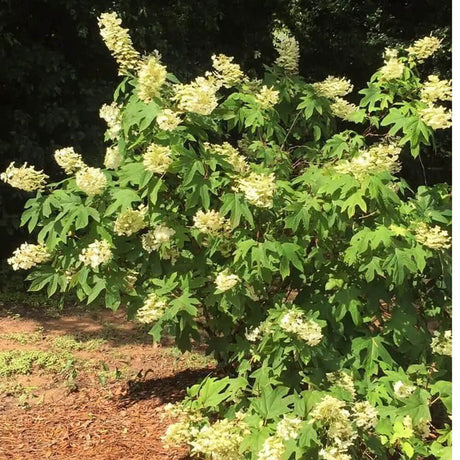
0, 305, 215, 460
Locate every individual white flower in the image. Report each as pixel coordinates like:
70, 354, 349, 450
136, 292, 167, 323
79, 240, 112, 269
312, 76, 353, 99
7, 243, 51, 271
280, 310, 323, 346
98, 12, 140, 75
255, 85, 280, 109
137, 56, 167, 102
431, 330, 452, 356
104, 145, 123, 169
54, 147, 85, 174
1, 162, 48, 192
113, 207, 147, 236
75, 167, 107, 196
143, 143, 173, 174
215, 270, 240, 292
393, 381, 416, 398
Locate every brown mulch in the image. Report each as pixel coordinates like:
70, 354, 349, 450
0, 307, 215, 460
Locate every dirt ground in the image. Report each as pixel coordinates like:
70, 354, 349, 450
0, 305, 215, 459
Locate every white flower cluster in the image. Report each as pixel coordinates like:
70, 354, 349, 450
193, 210, 230, 236
334, 143, 401, 180
141, 225, 176, 252
309, 396, 357, 456
414, 222, 451, 250
280, 310, 323, 346
211, 54, 244, 88
104, 146, 123, 169
204, 142, 249, 173
156, 109, 182, 131
113, 207, 147, 236
98, 12, 140, 75
255, 85, 280, 109
327, 371, 356, 398
137, 56, 167, 103
351, 401, 378, 430
234, 172, 276, 208
215, 270, 240, 292
142, 142, 173, 174
421, 75, 452, 103
136, 292, 167, 324
393, 380, 416, 398
330, 98, 358, 121
54, 147, 85, 174
173, 76, 220, 115
313, 76, 353, 99
273, 27, 300, 73
79, 240, 112, 269
7, 243, 51, 271
258, 416, 302, 460
75, 167, 107, 196
419, 104, 452, 130
189, 416, 249, 460
1, 162, 48, 192
431, 330, 452, 357
100, 102, 122, 139
406, 36, 442, 62
379, 49, 405, 81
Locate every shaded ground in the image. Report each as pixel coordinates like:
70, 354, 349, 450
0, 305, 215, 459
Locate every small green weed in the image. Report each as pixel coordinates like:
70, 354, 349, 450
52, 335, 106, 351
0, 329, 44, 344
0, 350, 73, 376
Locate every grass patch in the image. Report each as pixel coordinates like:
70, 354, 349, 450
52, 335, 106, 351
0, 350, 73, 377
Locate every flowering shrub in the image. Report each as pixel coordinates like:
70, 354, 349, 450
2, 12, 452, 460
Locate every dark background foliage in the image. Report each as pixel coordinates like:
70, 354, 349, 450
0, 0, 451, 261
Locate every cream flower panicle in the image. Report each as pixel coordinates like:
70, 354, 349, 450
393, 381, 416, 398
79, 240, 112, 269
414, 222, 451, 249
137, 56, 167, 103
280, 310, 323, 346
7, 243, 51, 271
421, 75, 452, 102
330, 98, 358, 121
380, 57, 405, 81
215, 270, 240, 292
273, 27, 300, 73
136, 292, 167, 323
141, 225, 175, 252
172, 76, 220, 115
156, 109, 182, 131
257, 435, 285, 460
312, 76, 353, 99
255, 85, 280, 109
100, 102, 122, 139
211, 54, 244, 88
104, 146, 123, 169
54, 147, 85, 174
351, 401, 378, 430
419, 104, 452, 130
406, 36, 442, 61
234, 172, 276, 208
75, 167, 107, 196
276, 416, 302, 440
193, 210, 229, 235
204, 142, 249, 173
143, 143, 173, 174
98, 12, 140, 75
327, 371, 356, 397
1, 162, 48, 192
113, 206, 147, 236
431, 330, 452, 356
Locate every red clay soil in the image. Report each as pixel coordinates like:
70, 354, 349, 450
0, 307, 215, 460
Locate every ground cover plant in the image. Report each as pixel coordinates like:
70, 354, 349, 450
1, 12, 452, 460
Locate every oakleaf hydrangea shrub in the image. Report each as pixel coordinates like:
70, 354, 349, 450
2, 12, 452, 460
